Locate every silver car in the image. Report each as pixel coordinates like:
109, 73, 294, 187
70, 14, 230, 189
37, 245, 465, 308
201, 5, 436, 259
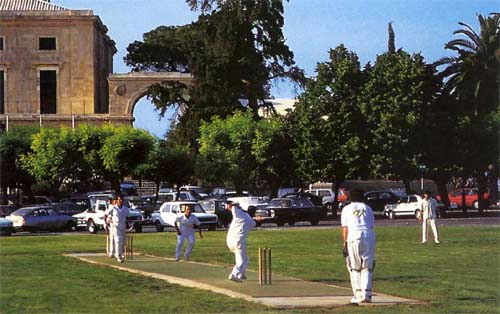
6, 206, 77, 232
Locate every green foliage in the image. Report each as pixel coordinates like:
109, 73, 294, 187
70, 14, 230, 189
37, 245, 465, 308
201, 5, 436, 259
0, 127, 38, 202
100, 126, 155, 190
360, 50, 429, 182
197, 111, 294, 194
125, 0, 304, 148
291, 45, 366, 185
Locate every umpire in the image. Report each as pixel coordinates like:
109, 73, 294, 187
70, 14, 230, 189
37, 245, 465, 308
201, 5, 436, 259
341, 189, 375, 304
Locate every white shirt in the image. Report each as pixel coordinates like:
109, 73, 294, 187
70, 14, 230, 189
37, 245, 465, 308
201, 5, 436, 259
175, 214, 200, 235
420, 198, 437, 219
341, 202, 374, 241
107, 205, 130, 229
227, 206, 256, 241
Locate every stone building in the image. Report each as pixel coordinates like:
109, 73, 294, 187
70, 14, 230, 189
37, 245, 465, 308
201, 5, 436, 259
0, 0, 192, 130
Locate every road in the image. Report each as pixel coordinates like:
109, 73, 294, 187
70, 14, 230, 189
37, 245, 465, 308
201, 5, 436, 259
8, 212, 499, 237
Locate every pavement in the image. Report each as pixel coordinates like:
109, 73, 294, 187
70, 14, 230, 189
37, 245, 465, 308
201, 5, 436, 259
66, 252, 422, 309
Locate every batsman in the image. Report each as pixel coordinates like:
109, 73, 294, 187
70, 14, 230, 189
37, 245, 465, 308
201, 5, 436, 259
341, 189, 376, 304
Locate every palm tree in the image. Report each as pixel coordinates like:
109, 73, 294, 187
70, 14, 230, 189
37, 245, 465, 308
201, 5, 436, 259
434, 13, 499, 116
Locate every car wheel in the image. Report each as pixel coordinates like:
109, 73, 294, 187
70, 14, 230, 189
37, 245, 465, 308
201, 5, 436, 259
414, 210, 421, 220
134, 225, 143, 233
87, 220, 97, 234
255, 221, 262, 227
155, 221, 164, 232
389, 211, 396, 220
276, 221, 284, 227
65, 221, 76, 231
288, 220, 295, 226
310, 219, 319, 226
208, 225, 216, 231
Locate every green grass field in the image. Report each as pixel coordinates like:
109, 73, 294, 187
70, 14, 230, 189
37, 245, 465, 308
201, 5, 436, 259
1, 225, 499, 313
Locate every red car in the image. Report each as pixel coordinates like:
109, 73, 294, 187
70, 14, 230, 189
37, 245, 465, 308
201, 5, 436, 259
446, 188, 489, 209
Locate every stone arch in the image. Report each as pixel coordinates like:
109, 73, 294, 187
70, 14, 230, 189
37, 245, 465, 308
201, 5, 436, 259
108, 72, 193, 124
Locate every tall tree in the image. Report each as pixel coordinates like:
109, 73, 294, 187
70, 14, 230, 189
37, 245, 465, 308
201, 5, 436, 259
125, 0, 304, 149
0, 127, 38, 204
434, 13, 500, 209
360, 49, 430, 191
291, 45, 367, 212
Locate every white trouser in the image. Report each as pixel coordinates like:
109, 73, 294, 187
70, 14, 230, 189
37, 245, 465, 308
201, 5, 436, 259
346, 236, 375, 300
176, 232, 196, 260
422, 218, 439, 242
110, 226, 125, 259
227, 237, 248, 279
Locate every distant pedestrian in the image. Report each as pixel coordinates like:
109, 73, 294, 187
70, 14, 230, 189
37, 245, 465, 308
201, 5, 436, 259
226, 201, 259, 282
485, 164, 498, 205
174, 204, 202, 261
341, 189, 376, 304
106, 194, 130, 262
420, 191, 440, 244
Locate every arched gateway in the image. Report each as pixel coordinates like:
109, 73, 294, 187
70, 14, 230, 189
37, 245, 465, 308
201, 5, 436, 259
108, 72, 193, 124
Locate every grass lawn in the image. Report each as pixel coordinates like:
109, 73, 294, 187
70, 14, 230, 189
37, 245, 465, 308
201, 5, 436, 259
0, 225, 499, 313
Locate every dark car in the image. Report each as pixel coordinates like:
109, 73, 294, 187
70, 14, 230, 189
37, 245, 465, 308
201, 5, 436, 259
282, 192, 328, 218
6, 206, 77, 232
255, 197, 322, 226
0, 205, 18, 217
363, 190, 401, 213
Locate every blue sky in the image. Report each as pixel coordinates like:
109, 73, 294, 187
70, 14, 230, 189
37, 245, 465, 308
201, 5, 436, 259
55, 0, 498, 137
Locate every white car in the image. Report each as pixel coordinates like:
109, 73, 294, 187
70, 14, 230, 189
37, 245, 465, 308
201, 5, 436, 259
73, 198, 145, 233
151, 201, 217, 232
157, 191, 200, 201
383, 194, 444, 219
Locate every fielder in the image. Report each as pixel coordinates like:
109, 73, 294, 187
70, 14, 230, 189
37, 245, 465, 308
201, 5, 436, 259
420, 191, 440, 244
174, 204, 203, 261
104, 197, 116, 258
226, 201, 258, 282
341, 189, 376, 304
106, 194, 130, 263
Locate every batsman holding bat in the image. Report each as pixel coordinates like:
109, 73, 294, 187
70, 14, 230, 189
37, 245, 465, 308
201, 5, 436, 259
341, 189, 375, 304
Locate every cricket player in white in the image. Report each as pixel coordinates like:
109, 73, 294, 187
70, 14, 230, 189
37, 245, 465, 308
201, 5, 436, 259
226, 201, 257, 282
420, 191, 440, 244
104, 197, 116, 258
341, 190, 375, 304
106, 194, 130, 263
174, 204, 202, 261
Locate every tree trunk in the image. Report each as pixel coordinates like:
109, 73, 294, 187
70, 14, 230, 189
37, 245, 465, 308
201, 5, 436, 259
403, 179, 412, 194
435, 176, 450, 217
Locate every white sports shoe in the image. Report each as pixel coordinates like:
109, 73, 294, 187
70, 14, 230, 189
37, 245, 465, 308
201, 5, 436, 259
350, 297, 361, 304
228, 275, 242, 282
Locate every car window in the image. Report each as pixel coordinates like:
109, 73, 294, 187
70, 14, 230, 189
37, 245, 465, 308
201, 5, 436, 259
409, 196, 418, 203
162, 204, 171, 213
379, 192, 392, 199
366, 193, 377, 200
318, 190, 331, 197
171, 205, 179, 213
48, 209, 58, 215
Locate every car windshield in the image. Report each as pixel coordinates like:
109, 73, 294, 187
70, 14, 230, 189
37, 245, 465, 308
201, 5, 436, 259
10, 207, 34, 216
179, 204, 206, 213
269, 199, 292, 207
293, 199, 314, 207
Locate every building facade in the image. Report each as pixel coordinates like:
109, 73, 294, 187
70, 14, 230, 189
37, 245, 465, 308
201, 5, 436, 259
0, 0, 119, 129
0, 0, 192, 130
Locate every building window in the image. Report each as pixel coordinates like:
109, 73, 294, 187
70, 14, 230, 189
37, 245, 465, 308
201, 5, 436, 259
0, 37, 4, 51
40, 70, 57, 114
39, 37, 56, 50
0, 71, 4, 114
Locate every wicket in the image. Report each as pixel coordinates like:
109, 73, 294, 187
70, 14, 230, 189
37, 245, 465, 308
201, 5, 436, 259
106, 234, 134, 260
258, 247, 272, 285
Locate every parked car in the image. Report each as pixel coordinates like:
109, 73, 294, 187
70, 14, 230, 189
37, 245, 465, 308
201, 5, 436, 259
226, 194, 269, 217
180, 186, 209, 198
73, 198, 146, 233
363, 190, 401, 213
282, 192, 327, 218
120, 181, 137, 196
60, 195, 91, 212
0, 205, 17, 217
151, 201, 218, 232
306, 188, 349, 218
383, 194, 445, 219
255, 197, 323, 226
0, 217, 15, 236
158, 191, 200, 202
199, 198, 231, 228
126, 196, 155, 220
52, 201, 86, 216
446, 188, 490, 209
6, 206, 77, 232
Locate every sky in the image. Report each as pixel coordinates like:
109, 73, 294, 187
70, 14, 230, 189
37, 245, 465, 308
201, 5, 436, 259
54, 0, 498, 138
